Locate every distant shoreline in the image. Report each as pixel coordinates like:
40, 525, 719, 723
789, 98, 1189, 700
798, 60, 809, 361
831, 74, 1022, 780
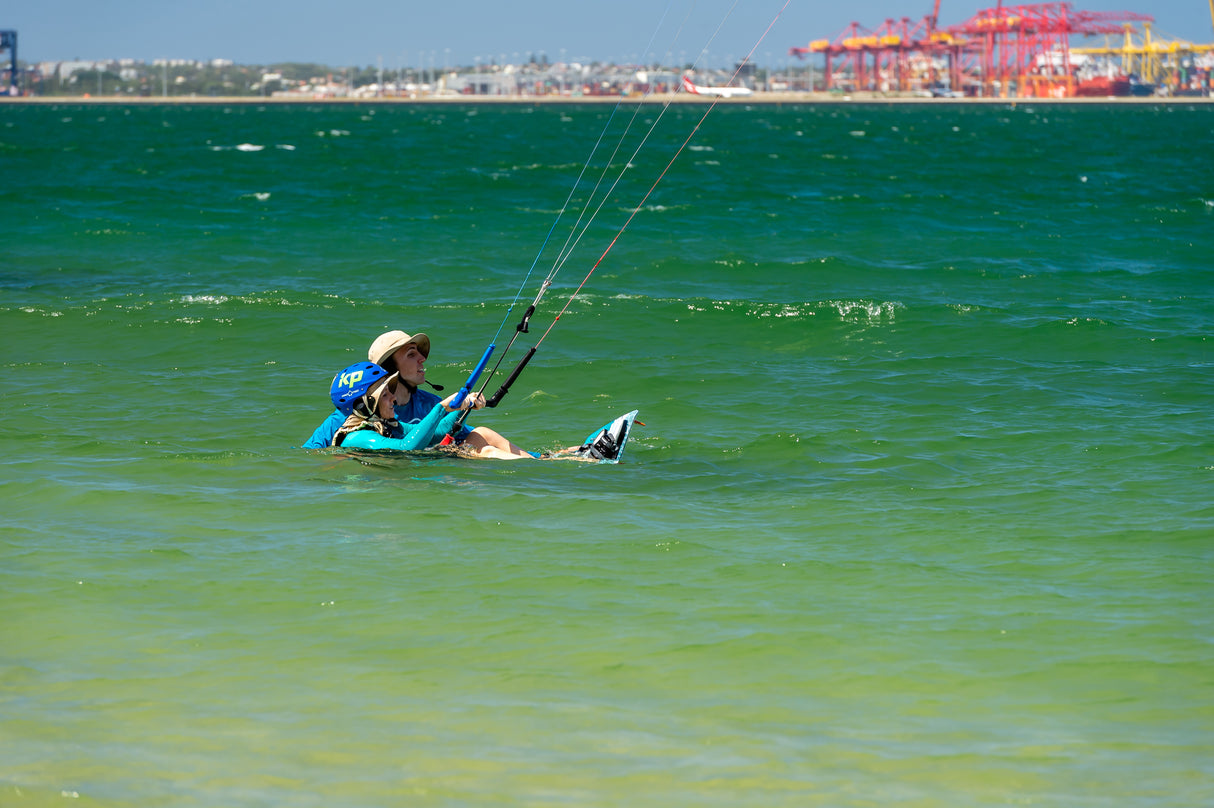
4, 92, 1212, 105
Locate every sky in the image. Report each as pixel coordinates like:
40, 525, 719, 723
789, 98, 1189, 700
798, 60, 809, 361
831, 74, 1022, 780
8, 0, 1212, 69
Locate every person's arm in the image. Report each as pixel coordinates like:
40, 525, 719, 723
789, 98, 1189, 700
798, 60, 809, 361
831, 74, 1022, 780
430, 391, 487, 443
398, 391, 480, 447
435, 409, 464, 442
302, 409, 345, 448
341, 402, 449, 451
339, 430, 420, 451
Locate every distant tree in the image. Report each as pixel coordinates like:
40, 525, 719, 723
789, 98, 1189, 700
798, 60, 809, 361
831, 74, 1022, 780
351, 66, 378, 88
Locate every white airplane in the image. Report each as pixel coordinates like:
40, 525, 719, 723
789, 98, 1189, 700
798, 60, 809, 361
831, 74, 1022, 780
681, 75, 754, 98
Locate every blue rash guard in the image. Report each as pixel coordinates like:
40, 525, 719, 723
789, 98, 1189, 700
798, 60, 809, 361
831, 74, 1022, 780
303, 387, 472, 449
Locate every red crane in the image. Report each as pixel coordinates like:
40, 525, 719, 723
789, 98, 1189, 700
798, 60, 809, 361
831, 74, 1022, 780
947, 2, 1153, 97
790, 2, 1153, 97
788, 0, 965, 94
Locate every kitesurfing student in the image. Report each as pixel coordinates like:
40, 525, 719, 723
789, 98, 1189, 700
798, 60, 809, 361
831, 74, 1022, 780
328, 362, 466, 452
304, 330, 534, 459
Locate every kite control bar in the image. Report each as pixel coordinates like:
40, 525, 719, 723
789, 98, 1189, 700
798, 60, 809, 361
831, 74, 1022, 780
448, 344, 494, 411
485, 346, 536, 408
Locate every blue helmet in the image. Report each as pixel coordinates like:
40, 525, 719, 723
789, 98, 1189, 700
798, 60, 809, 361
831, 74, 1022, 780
330, 362, 393, 416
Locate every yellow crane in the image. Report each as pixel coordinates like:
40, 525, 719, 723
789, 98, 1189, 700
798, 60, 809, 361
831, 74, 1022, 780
1072, 22, 1213, 89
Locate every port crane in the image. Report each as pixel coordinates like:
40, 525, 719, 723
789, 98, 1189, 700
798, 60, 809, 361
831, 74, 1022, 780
1, 30, 17, 96
789, 1, 964, 94
790, 2, 1159, 97
1071, 22, 1214, 92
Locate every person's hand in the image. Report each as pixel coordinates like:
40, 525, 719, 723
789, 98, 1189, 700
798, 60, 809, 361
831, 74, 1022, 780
442, 391, 486, 411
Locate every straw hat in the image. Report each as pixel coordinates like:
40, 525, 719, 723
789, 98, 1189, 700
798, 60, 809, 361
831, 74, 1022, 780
368, 330, 430, 365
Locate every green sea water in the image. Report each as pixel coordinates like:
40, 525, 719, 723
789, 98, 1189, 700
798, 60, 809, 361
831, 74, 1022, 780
2, 100, 1212, 806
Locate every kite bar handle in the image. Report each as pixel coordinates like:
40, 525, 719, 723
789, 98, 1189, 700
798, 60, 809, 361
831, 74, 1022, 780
486, 347, 536, 408
449, 344, 495, 411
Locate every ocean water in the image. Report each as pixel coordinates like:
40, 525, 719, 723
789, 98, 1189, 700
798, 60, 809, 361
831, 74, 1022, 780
2, 100, 1211, 806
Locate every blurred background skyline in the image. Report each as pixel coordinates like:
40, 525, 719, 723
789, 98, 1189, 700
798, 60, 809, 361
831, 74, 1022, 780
8, 0, 1213, 70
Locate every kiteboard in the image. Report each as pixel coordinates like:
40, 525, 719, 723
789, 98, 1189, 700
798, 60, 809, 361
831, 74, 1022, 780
570, 409, 640, 464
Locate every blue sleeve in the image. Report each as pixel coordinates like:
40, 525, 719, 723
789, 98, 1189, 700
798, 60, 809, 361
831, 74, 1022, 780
410, 392, 470, 443
437, 410, 465, 443
339, 431, 420, 452
393, 391, 467, 447
340, 403, 450, 452
303, 409, 345, 449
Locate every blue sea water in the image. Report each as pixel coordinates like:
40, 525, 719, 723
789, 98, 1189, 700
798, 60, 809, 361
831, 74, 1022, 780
2, 99, 1212, 806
